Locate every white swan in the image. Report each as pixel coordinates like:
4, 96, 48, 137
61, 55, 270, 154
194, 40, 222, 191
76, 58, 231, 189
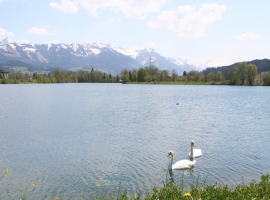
189, 140, 202, 158
167, 150, 196, 170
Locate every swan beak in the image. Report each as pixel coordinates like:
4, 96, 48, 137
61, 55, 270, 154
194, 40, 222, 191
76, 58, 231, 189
167, 152, 174, 157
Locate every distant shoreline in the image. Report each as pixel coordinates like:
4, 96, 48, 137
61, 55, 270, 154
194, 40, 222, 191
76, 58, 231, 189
123, 81, 266, 86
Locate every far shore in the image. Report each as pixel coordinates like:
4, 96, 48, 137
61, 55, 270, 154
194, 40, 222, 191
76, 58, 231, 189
123, 80, 266, 86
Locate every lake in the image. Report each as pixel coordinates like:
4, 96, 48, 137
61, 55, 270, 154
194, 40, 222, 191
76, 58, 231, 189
0, 83, 269, 199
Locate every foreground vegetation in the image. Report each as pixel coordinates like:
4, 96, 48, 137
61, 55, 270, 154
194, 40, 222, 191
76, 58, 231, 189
93, 174, 270, 200
2, 168, 270, 199
1, 62, 270, 85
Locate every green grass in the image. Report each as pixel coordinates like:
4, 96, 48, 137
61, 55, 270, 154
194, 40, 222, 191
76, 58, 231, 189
2, 168, 270, 200
94, 174, 270, 200
53, 174, 270, 200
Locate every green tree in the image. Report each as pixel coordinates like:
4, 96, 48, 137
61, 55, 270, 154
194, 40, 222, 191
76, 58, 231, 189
262, 71, 270, 85
137, 67, 147, 82
236, 62, 247, 85
129, 71, 132, 81
216, 71, 225, 82
159, 70, 168, 82
145, 65, 158, 77
121, 69, 129, 82
206, 72, 215, 82
187, 70, 199, 82
183, 71, 187, 76
120, 73, 128, 84
246, 64, 258, 85
198, 72, 206, 82
36, 74, 44, 83
227, 67, 238, 85
90, 68, 95, 82
49, 74, 57, 83
1, 78, 10, 84
132, 70, 138, 82
171, 69, 178, 82
33, 72, 38, 79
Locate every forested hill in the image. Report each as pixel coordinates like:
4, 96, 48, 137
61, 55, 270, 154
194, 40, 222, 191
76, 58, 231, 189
202, 59, 270, 75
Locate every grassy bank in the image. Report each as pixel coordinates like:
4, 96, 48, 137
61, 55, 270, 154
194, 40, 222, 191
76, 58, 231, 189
92, 174, 270, 200
2, 169, 270, 199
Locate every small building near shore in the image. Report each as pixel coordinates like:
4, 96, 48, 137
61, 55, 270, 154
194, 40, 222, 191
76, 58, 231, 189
0, 69, 9, 78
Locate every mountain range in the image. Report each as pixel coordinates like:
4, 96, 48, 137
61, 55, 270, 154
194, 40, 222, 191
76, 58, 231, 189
0, 38, 202, 75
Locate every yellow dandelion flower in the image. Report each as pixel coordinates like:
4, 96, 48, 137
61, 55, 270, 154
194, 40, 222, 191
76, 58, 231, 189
55, 196, 59, 200
32, 183, 36, 187
183, 192, 191, 197
99, 179, 103, 183
4, 169, 10, 173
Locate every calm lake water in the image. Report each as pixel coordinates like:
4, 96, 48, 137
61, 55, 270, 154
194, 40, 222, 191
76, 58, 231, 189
0, 83, 270, 199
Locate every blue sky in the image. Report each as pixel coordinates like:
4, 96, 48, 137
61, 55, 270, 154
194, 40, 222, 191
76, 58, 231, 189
0, 0, 269, 67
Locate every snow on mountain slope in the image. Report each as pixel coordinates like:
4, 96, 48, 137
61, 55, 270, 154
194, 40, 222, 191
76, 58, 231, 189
0, 38, 211, 74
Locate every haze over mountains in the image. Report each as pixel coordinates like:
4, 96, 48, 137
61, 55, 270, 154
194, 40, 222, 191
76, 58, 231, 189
0, 38, 254, 75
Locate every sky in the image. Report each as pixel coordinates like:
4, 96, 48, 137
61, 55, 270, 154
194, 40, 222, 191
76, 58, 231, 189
0, 0, 269, 67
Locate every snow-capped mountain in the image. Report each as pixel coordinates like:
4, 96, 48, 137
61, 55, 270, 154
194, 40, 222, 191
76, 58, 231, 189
0, 38, 201, 74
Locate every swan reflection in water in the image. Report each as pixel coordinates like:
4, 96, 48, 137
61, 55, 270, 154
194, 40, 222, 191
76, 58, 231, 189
167, 168, 195, 184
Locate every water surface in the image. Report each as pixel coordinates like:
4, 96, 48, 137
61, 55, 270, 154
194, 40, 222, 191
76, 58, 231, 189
0, 84, 269, 199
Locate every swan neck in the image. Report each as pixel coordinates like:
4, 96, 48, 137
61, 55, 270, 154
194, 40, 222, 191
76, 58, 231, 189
168, 156, 173, 169
190, 145, 193, 157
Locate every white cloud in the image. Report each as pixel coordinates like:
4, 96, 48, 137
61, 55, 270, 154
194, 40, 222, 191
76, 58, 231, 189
0, 27, 14, 37
177, 4, 227, 38
27, 27, 55, 35
236, 32, 261, 40
128, 45, 141, 51
7, 32, 14, 37
50, 0, 170, 18
146, 42, 156, 48
176, 6, 196, 13
147, 10, 176, 31
108, 18, 120, 23
147, 4, 226, 38
49, 0, 78, 14
0, 28, 7, 36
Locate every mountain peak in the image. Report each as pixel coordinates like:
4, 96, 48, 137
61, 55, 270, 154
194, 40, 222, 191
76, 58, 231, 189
0, 37, 15, 45
0, 39, 205, 74
146, 47, 154, 52
92, 42, 111, 49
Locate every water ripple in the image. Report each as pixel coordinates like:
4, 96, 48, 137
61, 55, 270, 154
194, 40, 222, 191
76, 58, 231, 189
0, 84, 270, 199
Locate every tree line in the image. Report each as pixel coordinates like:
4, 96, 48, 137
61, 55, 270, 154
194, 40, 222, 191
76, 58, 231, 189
202, 58, 270, 75
0, 68, 119, 84
2, 62, 270, 85
120, 62, 270, 85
